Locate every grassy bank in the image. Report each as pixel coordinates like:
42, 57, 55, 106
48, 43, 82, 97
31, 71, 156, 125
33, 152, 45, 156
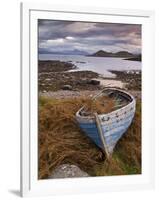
38, 96, 141, 179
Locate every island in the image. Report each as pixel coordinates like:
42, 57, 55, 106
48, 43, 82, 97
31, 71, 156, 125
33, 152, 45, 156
88, 50, 134, 58
124, 54, 142, 61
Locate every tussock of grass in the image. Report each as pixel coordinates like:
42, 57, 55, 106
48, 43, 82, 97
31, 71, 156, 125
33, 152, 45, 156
38, 96, 141, 179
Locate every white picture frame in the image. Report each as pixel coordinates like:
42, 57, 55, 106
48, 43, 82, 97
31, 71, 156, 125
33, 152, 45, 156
20, 2, 155, 197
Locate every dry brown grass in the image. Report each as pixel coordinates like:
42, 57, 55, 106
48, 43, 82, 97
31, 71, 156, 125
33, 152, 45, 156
114, 101, 141, 173
38, 96, 141, 179
82, 96, 116, 116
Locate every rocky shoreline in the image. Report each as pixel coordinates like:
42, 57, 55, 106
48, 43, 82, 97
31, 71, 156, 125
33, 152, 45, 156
39, 60, 100, 92
40, 89, 141, 100
38, 60, 141, 92
108, 70, 141, 90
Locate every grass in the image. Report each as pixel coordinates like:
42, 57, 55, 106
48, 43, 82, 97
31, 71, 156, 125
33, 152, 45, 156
38, 96, 141, 179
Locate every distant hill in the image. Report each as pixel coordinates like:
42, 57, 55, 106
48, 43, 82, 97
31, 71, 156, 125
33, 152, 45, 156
39, 48, 89, 56
124, 54, 141, 61
89, 50, 134, 58
115, 51, 134, 57
90, 50, 113, 57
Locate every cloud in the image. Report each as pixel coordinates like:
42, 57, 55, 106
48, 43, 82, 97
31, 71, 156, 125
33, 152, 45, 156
38, 19, 141, 54
65, 36, 75, 40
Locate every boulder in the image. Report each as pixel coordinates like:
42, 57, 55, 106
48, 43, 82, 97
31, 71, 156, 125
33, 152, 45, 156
49, 164, 89, 179
87, 79, 100, 85
61, 85, 72, 90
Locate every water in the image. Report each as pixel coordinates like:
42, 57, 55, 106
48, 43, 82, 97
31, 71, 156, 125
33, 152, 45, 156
39, 54, 141, 78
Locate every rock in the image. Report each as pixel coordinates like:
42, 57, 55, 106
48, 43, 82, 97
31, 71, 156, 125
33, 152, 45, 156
87, 79, 100, 85
49, 164, 89, 179
75, 80, 87, 86
61, 85, 72, 90
45, 78, 51, 81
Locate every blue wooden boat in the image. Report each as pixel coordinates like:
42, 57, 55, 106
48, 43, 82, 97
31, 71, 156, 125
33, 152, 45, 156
76, 88, 136, 159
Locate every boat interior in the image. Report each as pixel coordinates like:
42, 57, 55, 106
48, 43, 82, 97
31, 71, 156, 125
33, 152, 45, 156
79, 89, 133, 117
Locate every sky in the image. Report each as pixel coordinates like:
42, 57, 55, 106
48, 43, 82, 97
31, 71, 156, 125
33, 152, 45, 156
38, 20, 141, 55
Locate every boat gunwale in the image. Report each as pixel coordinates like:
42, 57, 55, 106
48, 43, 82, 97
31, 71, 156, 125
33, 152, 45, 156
76, 88, 135, 120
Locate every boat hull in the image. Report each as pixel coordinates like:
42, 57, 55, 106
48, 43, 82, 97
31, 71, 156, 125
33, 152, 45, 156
76, 89, 136, 155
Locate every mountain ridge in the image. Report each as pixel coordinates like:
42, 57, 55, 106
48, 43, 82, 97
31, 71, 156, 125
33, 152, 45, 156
88, 50, 134, 58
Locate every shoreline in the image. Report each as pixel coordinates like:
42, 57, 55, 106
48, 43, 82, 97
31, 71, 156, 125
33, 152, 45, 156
39, 90, 141, 100
38, 60, 141, 92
